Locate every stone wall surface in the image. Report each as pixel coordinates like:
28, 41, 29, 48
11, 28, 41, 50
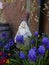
1, 0, 49, 36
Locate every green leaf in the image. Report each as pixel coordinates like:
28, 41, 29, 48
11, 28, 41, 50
10, 59, 21, 65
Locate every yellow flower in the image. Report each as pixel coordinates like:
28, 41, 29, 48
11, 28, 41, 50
6, 59, 10, 64
38, 35, 40, 38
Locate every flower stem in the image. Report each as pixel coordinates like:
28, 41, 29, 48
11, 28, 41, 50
35, 38, 37, 48
38, 59, 41, 65
10, 59, 20, 65
30, 62, 35, 65
25, 59, 28, 65
23, 60, 26, 65
43, 50, 48, 64
33, 62, 35, 65
23, 59, 29, 65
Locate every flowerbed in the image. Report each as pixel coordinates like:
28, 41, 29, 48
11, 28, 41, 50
0, 31, 49, 65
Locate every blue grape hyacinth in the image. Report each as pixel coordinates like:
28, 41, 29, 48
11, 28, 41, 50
34, 31, 38, 37
33, 47, 37, 51
4, 44, 10, 51
46, 39, 49, 50
42, 37, 48, 45
4, 39, 14, 51
2, 32, 7, 39
8, 39, 14, 46
46, 45, 49, 50
19, 51, 26, 60
16, 35, 24, 44
28, 48, 36, 61
37, 45, 45, 55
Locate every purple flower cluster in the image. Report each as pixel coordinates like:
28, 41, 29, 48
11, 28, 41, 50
17, 34, 49, 62
34, 31, 38, 37
19, 46, 46, 61
28, 36, 46, 61
37, 45, 45, 55
19, 51, 26, 60
28, 46, 45, 61
4, 39, 14, 51
0, 31, 49, 65
42, 37, 48, 45
42, 37, 49, 50
46, 45, 49, 50
2, 32, 7, 39
16, 35, 24, 44
14, 34, 49, 62
28, 48, 36, 61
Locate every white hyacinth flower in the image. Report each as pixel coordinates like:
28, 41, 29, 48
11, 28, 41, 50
14, 20, 32, 43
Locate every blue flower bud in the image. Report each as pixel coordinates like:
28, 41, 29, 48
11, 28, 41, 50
2, 32, 7, 39
19, 51, 26, 60
34, 31, 38, 37
46, 45, 49, 50
33, 47, 37, 51
28, 49, 36, 61
42, 37, 48, 45
4, 44, 10, 51
16, 35, 24, 44
8, 39, 14, 46
37, 45, 45, 55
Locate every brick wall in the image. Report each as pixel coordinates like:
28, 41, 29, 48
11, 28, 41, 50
43, 0, 49, 34
3, 0, 49, 36
3, 0, 26, 36
30, 0, 39, 33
